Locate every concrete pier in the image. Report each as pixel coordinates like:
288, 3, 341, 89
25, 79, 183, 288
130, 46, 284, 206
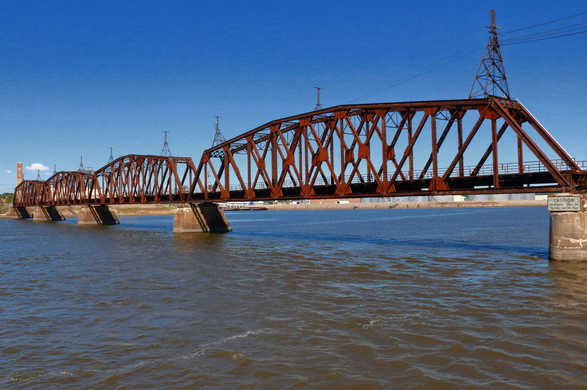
78, 205, 120, 225
549, 194, 587, 262
31, 205, 65, 222
173, 203, 231, 233
7, 207, 29, 218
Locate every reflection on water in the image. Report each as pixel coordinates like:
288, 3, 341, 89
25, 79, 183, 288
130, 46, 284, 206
1, 207, 586, 389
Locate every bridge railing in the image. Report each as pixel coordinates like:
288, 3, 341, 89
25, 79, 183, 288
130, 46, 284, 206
215, 159, 587, 192
415, 159, 587, 180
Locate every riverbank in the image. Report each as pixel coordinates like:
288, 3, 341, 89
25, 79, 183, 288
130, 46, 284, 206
0, 199, 548, 219
0, 204, 177, 219
267, 199, 547, 211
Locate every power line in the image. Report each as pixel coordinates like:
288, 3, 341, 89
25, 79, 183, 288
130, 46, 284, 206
393, 50, 477, 85
343, 48, 479, 104
502, 10, 587, 34
503, 29, 587, 46
502, 22, 586, 42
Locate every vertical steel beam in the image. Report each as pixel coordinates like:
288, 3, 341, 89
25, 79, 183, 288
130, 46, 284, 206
457, 113, 464, 177
518, 136, 524, 174
247, 140, 252, 193
271, 127, 278, 188
381, 112, 387, 180
224, 150, 230, 196
407, 113, 413, 180
491, 118, 500, 188
430, 111, 438, 177
330, 125, 335, 185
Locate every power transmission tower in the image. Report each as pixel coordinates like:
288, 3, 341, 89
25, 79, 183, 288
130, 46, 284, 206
108, 146, 114, 162
314, 87, 322, 110
212, 115, 226, 146
53, 164, 56, 175
79, 154, 84, 171
161, 130, 172, 156
469, 10, 511, 99
36, 169, 41, 180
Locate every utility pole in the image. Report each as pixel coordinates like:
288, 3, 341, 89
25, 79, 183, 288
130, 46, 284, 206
161, 130, 171, 156
212, 115, 226, 146
314, 87, 322, 110
469, 9, 511, 99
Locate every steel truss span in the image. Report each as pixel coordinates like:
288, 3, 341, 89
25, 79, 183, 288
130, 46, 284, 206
13, 97, 587, 208
14, 155, 197, 208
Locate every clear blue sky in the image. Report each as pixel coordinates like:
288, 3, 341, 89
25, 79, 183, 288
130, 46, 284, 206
1, 0, 586, 192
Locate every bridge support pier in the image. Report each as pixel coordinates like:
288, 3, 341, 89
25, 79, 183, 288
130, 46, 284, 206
549, 194, 587, 262
7, 207, 29, 218
31, 205, 65, 222
173, 203, 231, 233
78, 205, 120, 225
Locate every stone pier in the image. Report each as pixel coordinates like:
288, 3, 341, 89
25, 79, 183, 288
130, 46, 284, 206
173, 203, 231, 233
549, 194, 587, 262
31, 205, 65, 222
78, 205, 120, 225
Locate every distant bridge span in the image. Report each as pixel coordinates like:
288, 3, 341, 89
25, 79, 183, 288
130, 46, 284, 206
13, 97, 587, 209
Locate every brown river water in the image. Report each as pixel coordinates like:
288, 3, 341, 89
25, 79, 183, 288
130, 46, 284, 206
1, 207, 586, 389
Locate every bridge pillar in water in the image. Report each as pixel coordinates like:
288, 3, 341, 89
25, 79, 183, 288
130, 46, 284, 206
6, 207, 29, 218
31, 205, 65, 222
173, 203, 231, 233
549, 194, 587, 262
78, 205, 120, 225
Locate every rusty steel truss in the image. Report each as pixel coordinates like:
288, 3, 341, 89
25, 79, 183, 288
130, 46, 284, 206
14, 155, 197, 207
13, 97, 587, 208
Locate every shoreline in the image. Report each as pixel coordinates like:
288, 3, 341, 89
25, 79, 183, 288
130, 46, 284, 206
0, 199, 547, 218
264, 199, 546, 211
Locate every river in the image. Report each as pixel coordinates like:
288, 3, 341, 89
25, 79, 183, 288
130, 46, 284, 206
1, 207, 586, 389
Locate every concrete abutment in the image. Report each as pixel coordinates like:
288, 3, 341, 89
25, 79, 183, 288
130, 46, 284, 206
173, 202, 231, 233
7, 206, 63, 221
549, 194, 587, 262
31, 205, 65, 222
8, 207, 30, 218
78, 205, 120, 225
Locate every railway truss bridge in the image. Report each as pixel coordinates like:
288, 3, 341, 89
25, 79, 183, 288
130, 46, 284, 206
12, 96, 587, 234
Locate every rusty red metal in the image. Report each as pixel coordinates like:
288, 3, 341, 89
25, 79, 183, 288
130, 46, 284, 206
94, 155, 197, 204
14, 155, 198, 207
14, 180, 44, 208
190, 96, 585, 202
13, 97, 587, 208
